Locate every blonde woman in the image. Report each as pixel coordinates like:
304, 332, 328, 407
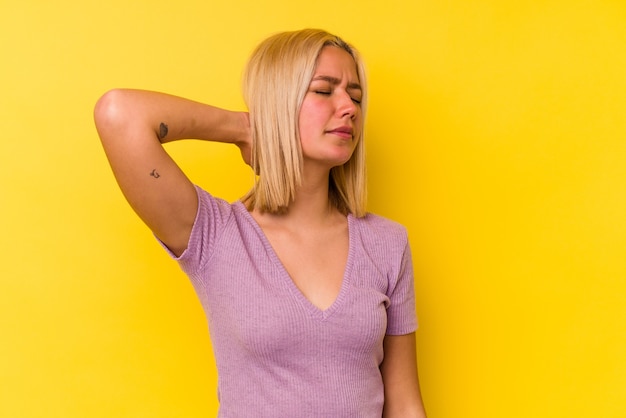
95, 28, 426, 417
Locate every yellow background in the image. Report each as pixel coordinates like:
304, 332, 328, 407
1, 0, 625, 416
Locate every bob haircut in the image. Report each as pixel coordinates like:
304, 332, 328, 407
241, 28, 368, 217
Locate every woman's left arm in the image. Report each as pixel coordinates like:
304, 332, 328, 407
380, 332, 427, 418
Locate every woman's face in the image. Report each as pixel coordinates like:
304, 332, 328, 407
298, 46, 363, 169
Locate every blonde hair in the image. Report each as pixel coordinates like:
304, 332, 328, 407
241, 28, 368, 217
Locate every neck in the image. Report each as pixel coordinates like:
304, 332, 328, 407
253, 164, 343, 228
289, 183, 334, 225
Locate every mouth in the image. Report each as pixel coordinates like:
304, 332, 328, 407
327, 126, 353, 140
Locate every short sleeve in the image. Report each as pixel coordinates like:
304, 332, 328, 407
385, 241, 418, 335
156, 185, 234, 279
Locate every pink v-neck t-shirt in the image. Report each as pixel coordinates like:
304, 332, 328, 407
161, 186, 418, 417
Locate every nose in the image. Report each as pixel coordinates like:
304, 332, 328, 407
337, 91, 357, 120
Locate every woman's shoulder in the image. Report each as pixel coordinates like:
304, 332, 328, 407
352, 212, 408, 245
195, 185, 238, 209
192, 185, 248, 229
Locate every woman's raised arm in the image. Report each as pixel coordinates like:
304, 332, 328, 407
94, 89, 250, 256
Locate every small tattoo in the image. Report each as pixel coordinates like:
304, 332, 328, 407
150, 169, 161, 179
159, 122, 168, 140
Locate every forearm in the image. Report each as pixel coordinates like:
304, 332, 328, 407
381, 333, 427, 418
94, 88, 247, 146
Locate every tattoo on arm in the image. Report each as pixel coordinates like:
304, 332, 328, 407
150, 169, 161, 179
159, 122, 168, 140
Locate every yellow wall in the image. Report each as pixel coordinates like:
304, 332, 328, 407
2, 0, 625, 416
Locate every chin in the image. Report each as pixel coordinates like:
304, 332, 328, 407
330, 155, 353, 168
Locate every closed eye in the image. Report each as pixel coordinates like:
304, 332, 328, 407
314, 90, 361, 104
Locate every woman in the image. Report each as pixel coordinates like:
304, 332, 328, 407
95, 28, 426, 417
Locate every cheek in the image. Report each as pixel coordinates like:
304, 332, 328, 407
298, 103, 323, 137
354, 116, 364, 139
297, 114, 312, 142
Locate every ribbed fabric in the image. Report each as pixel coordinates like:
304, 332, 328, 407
159, 185, 417, 417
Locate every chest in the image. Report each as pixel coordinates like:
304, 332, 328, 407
200, 225, 393, 360
205, 247, 390, 363
265, 227, 349, 311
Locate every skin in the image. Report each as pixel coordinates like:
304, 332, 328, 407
94, 45, 426, 417
251, 46, 362, 312
298, 46, 362, 174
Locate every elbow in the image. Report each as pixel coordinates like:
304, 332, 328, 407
93, 89, 131, 136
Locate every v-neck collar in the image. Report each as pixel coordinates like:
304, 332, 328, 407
234, 201, 355, 320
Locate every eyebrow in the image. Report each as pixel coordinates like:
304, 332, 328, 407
311, 75, 362, 92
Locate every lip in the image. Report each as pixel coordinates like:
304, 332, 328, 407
327, 126, 353, 140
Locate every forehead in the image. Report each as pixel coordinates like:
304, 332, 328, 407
313, 46, 359, 81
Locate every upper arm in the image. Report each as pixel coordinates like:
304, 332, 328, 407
94, 89, 197, 256
380, 333, 427, 418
